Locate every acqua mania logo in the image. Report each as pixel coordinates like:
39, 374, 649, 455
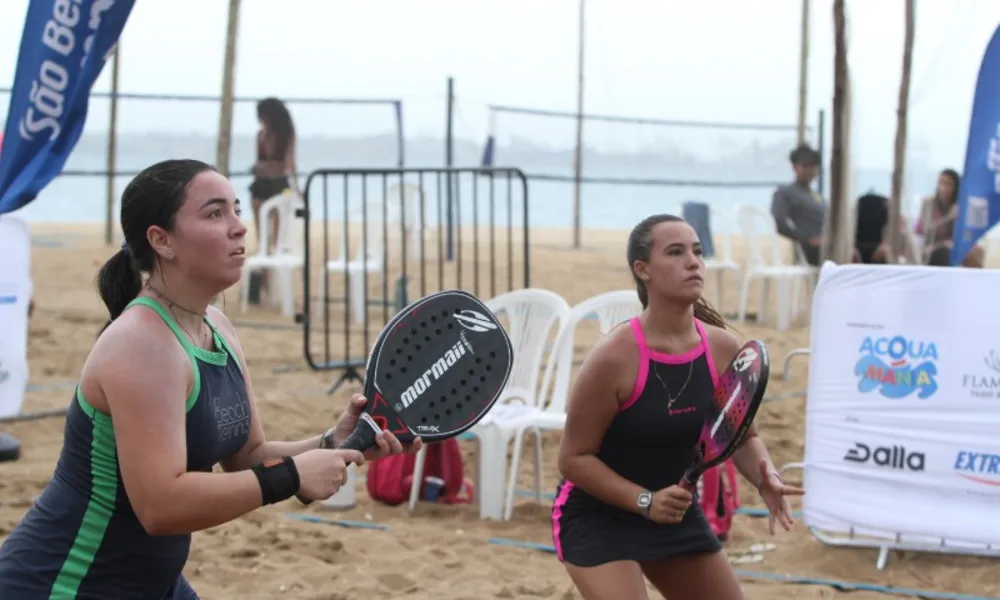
854, 335, 939, 399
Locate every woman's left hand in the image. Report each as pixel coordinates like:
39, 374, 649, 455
331, 394, 423, 461
757, 460, 805, 534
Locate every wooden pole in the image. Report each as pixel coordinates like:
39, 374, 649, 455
104, 44, 120, 246
797, 0, 810, 144
825, 0, 847, 264
215, 0, 241, 177
572, 0, 585, 249
888, 0, 916, 263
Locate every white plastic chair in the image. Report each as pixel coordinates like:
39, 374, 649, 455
702, 211, 741, 311
386, 183, 424, 239
407, 288, 571, 516
493, 289, 643, 521
321, 184, 424, 324
320, 198, 386, 325
735, 203, 815, 331
239, 190, 304, 319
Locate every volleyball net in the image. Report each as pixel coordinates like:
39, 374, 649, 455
478, 103, 823, 232
0, 88, 406, 222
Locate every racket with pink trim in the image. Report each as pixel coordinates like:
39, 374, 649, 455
678, 340, 769, 491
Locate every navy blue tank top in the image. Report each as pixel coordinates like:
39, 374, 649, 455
0, 297, 251, 599
554, 318, 719, 516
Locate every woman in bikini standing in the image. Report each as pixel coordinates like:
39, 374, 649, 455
249, 97, 299, 299
553, 214, 805, 599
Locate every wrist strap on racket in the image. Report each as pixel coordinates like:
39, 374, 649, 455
252, 456, 300, 505
337, 413, 382, 453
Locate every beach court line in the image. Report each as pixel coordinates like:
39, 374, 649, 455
282, 513, 388, 530
280, 515, 992, 600
483, 537, 994, 600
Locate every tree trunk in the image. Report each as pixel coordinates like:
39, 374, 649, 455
888, 0, 916, 263
797, 0, 810, 144
215, 0, 241, 178
824, 0, 848, 264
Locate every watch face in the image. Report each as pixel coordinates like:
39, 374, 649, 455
637, 492, 651, 508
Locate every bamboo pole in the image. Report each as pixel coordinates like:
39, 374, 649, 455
825, 0, 848, 264
797, 0, 810, 144
888, 0, 916, 263
571, 0, 585, 249
104, 44, 120, 246
215, 0, 242, 177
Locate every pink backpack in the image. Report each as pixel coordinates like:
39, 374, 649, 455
697, 460, 740, 541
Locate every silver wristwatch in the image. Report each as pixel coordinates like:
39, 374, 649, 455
636, 490, 652, 517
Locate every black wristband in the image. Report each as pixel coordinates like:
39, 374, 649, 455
252, 456, 300, 505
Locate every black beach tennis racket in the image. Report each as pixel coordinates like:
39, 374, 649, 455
678, 340, 769, 491
337, 289, 514, 452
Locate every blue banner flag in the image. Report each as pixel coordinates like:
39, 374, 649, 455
951, 24, 1000, 266
0, 0, 135, 215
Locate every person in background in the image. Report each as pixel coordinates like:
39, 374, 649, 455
771, 144, 826, 266
853, 192, 916, 264
915, 168, 985, 268
249, 98, 299, 300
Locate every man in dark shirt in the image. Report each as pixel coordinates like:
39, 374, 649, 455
770, 144, 827, 265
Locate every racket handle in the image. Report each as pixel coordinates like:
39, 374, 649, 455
298, 415, 382, 506
678, 470, 698, 492
336, 413, 382, 453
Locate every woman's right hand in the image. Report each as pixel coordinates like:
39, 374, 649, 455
292, 449, 365, 502
647, 485, 693, 524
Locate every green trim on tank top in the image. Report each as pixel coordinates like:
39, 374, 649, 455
126, 296, 230, 412
49, 387, 120, 599
129, 296, 242, 373
127, 296, 228, 366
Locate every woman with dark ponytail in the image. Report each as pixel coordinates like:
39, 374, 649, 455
554, 214, 801, 599
0, 159, 417, 599
95, 240, 142, 332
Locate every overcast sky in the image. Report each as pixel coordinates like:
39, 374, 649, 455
1, 0, 998, 170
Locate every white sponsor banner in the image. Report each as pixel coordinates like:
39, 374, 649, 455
0, 216, 32, 418
803, 262, 1000, 546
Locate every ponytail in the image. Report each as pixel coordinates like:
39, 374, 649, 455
96, 248, 142, 334
693, 297, 727, 330
636, 281, 649, 309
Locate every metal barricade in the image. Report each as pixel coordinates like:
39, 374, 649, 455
298, 167, 530, 393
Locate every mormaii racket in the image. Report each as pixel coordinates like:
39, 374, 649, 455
678, 340, 769, 491
337, 289, 514, 453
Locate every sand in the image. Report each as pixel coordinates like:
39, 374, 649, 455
2, 222, 998, 600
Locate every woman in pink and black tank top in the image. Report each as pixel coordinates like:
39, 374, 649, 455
553, 214, 804, 599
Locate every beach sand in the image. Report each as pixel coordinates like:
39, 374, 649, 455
2, 223, 998, 600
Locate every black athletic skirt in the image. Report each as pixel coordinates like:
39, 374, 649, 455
249, 176, 290, 200
551, 479, 722, 567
